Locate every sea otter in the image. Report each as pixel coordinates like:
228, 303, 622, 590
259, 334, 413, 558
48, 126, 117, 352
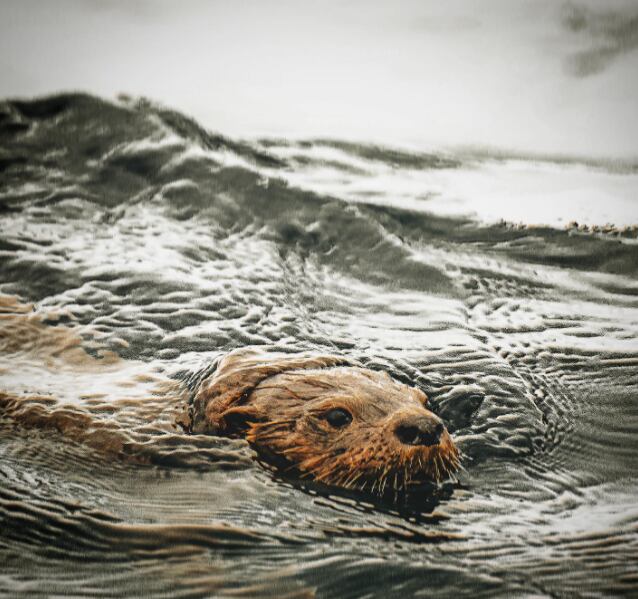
190, 349, 460, 494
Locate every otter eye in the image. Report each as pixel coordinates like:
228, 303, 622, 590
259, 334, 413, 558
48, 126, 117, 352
324, 408, 352, 428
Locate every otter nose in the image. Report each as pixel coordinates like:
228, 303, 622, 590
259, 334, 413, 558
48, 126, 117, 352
394, 415, 444, 447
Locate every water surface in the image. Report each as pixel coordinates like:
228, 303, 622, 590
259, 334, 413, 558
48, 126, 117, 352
1, 94, 637, 597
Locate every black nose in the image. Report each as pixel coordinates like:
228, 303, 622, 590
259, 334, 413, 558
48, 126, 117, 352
395, 416, 444, 447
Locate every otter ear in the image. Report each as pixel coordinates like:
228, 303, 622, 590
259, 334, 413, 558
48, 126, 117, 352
191, 348, 355, 434
218, 405, 264, 435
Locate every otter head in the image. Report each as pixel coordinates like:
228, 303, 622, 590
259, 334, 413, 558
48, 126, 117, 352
191, 349, 459, 494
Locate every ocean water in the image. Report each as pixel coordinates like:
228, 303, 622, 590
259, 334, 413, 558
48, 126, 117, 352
1, 93, 637, 597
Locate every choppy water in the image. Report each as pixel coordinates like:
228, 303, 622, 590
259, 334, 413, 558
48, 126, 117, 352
1, 93, 637, 597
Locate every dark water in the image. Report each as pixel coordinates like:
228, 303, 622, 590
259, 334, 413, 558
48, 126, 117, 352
1, 93, 637, 597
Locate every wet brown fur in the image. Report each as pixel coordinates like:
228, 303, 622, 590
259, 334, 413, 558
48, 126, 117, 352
192, 349, 460, 494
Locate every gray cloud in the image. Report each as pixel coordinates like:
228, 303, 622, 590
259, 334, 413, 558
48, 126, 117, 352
412, 15, 481, 33
562, 2, 638, 76
69, 0, 158, 20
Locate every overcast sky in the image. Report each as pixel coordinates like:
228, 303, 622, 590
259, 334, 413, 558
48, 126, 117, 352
1, 0, 637, 159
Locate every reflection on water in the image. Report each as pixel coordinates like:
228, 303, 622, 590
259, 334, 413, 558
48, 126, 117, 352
0, 93, 637, 597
